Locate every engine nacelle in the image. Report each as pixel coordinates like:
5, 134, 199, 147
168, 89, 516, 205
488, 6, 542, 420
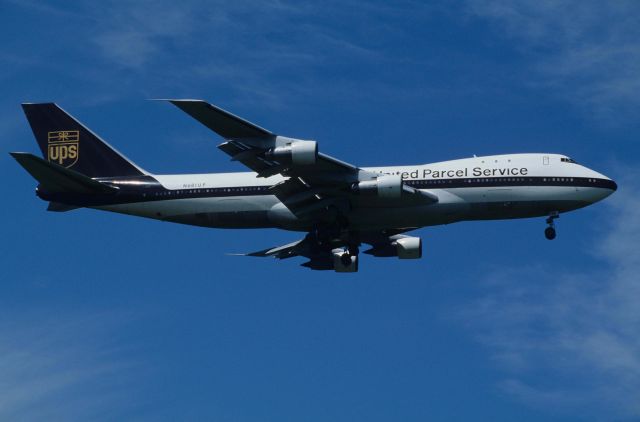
352, 174, 403, 199
364, 235, 422, 259
332, 249, 359, 272
396, 236, 422, 259
266, 140, 318, 166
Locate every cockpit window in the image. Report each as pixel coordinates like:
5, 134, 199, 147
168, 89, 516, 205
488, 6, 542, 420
561, 157, 577, 164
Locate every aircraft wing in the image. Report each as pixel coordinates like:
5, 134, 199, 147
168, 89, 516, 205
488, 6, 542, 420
166, 99, 360, 182
166, 99, 438, 218
168, 99, 275, 139
234, 234, 335, 270
237, 229, 416, 270
218, 138, 359, 179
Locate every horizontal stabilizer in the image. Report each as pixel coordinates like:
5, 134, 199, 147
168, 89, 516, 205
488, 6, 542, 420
166, 99, 275, 139
10, 152, 118, 194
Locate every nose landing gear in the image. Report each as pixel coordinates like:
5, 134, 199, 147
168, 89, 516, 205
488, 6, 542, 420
545, 211, 559, 240
544, 226, 556, 240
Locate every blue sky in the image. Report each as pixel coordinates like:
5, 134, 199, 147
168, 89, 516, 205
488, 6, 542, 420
2, 1, 639, 420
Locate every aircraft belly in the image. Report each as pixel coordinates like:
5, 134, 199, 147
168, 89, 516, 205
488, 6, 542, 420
349, 204, 465, 230
94, 196, 278, 228
350, 190, 470, 229
348, 185, 599, 230
456, 186, 592, 220
91, 185, 611, 231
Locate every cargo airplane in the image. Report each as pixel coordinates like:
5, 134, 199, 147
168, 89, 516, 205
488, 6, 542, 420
11, 100, 617, 272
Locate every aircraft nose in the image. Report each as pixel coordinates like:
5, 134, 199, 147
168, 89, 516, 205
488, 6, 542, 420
588, 177, 617, 204
597, 175, 617, 202
585, 167, 617, 192
579, 167, 617, 203
599, 172, 617, 192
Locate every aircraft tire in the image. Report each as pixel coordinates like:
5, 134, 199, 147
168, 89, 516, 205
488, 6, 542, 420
544, 226, 556, 240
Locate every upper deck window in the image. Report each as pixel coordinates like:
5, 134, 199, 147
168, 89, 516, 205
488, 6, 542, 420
561, 157, 577, 164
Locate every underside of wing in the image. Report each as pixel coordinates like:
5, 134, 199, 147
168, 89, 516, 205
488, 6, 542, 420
268, 176, 350, 220
238, 233, 345, 271
238, 228, 422, 272
243, 239, 305, 259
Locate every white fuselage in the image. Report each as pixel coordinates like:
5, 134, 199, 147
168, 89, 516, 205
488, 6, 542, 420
94, 153, 615, 232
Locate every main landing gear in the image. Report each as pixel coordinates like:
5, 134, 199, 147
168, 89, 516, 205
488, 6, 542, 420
545, 211, 559, 240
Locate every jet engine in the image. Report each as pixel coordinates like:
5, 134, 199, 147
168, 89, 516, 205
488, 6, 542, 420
352, 174, 403, 199
365, 235, 422, 259
265, 140, 318, 166
332, 248, 359, 272
395, 236, 422, 259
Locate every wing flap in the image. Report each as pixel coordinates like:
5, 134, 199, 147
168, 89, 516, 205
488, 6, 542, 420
239, 237, 335, 271
218, 140, 281, 175
401, 184, 439, 204
47, 202, 80, 212
239, 239, 305, 259
268, 177, 349, 219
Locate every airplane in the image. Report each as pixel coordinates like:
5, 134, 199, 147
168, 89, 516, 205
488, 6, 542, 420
11, 100, 617, 272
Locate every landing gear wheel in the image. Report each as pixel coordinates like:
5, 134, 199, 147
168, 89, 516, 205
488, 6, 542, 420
544, 226, 556, 240
544, 211, 559, 240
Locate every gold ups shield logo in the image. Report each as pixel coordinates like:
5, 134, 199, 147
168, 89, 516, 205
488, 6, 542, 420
48, 130, 79, 168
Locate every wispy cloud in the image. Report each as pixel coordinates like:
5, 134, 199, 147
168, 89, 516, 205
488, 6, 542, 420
5, 0, 77, 17
91, 0, 198, 69
0, 310, 143, 421
455, 170, 640, 418
466, 1, 640, 123
6, 0, 430, 108
85, 0, 388, 104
